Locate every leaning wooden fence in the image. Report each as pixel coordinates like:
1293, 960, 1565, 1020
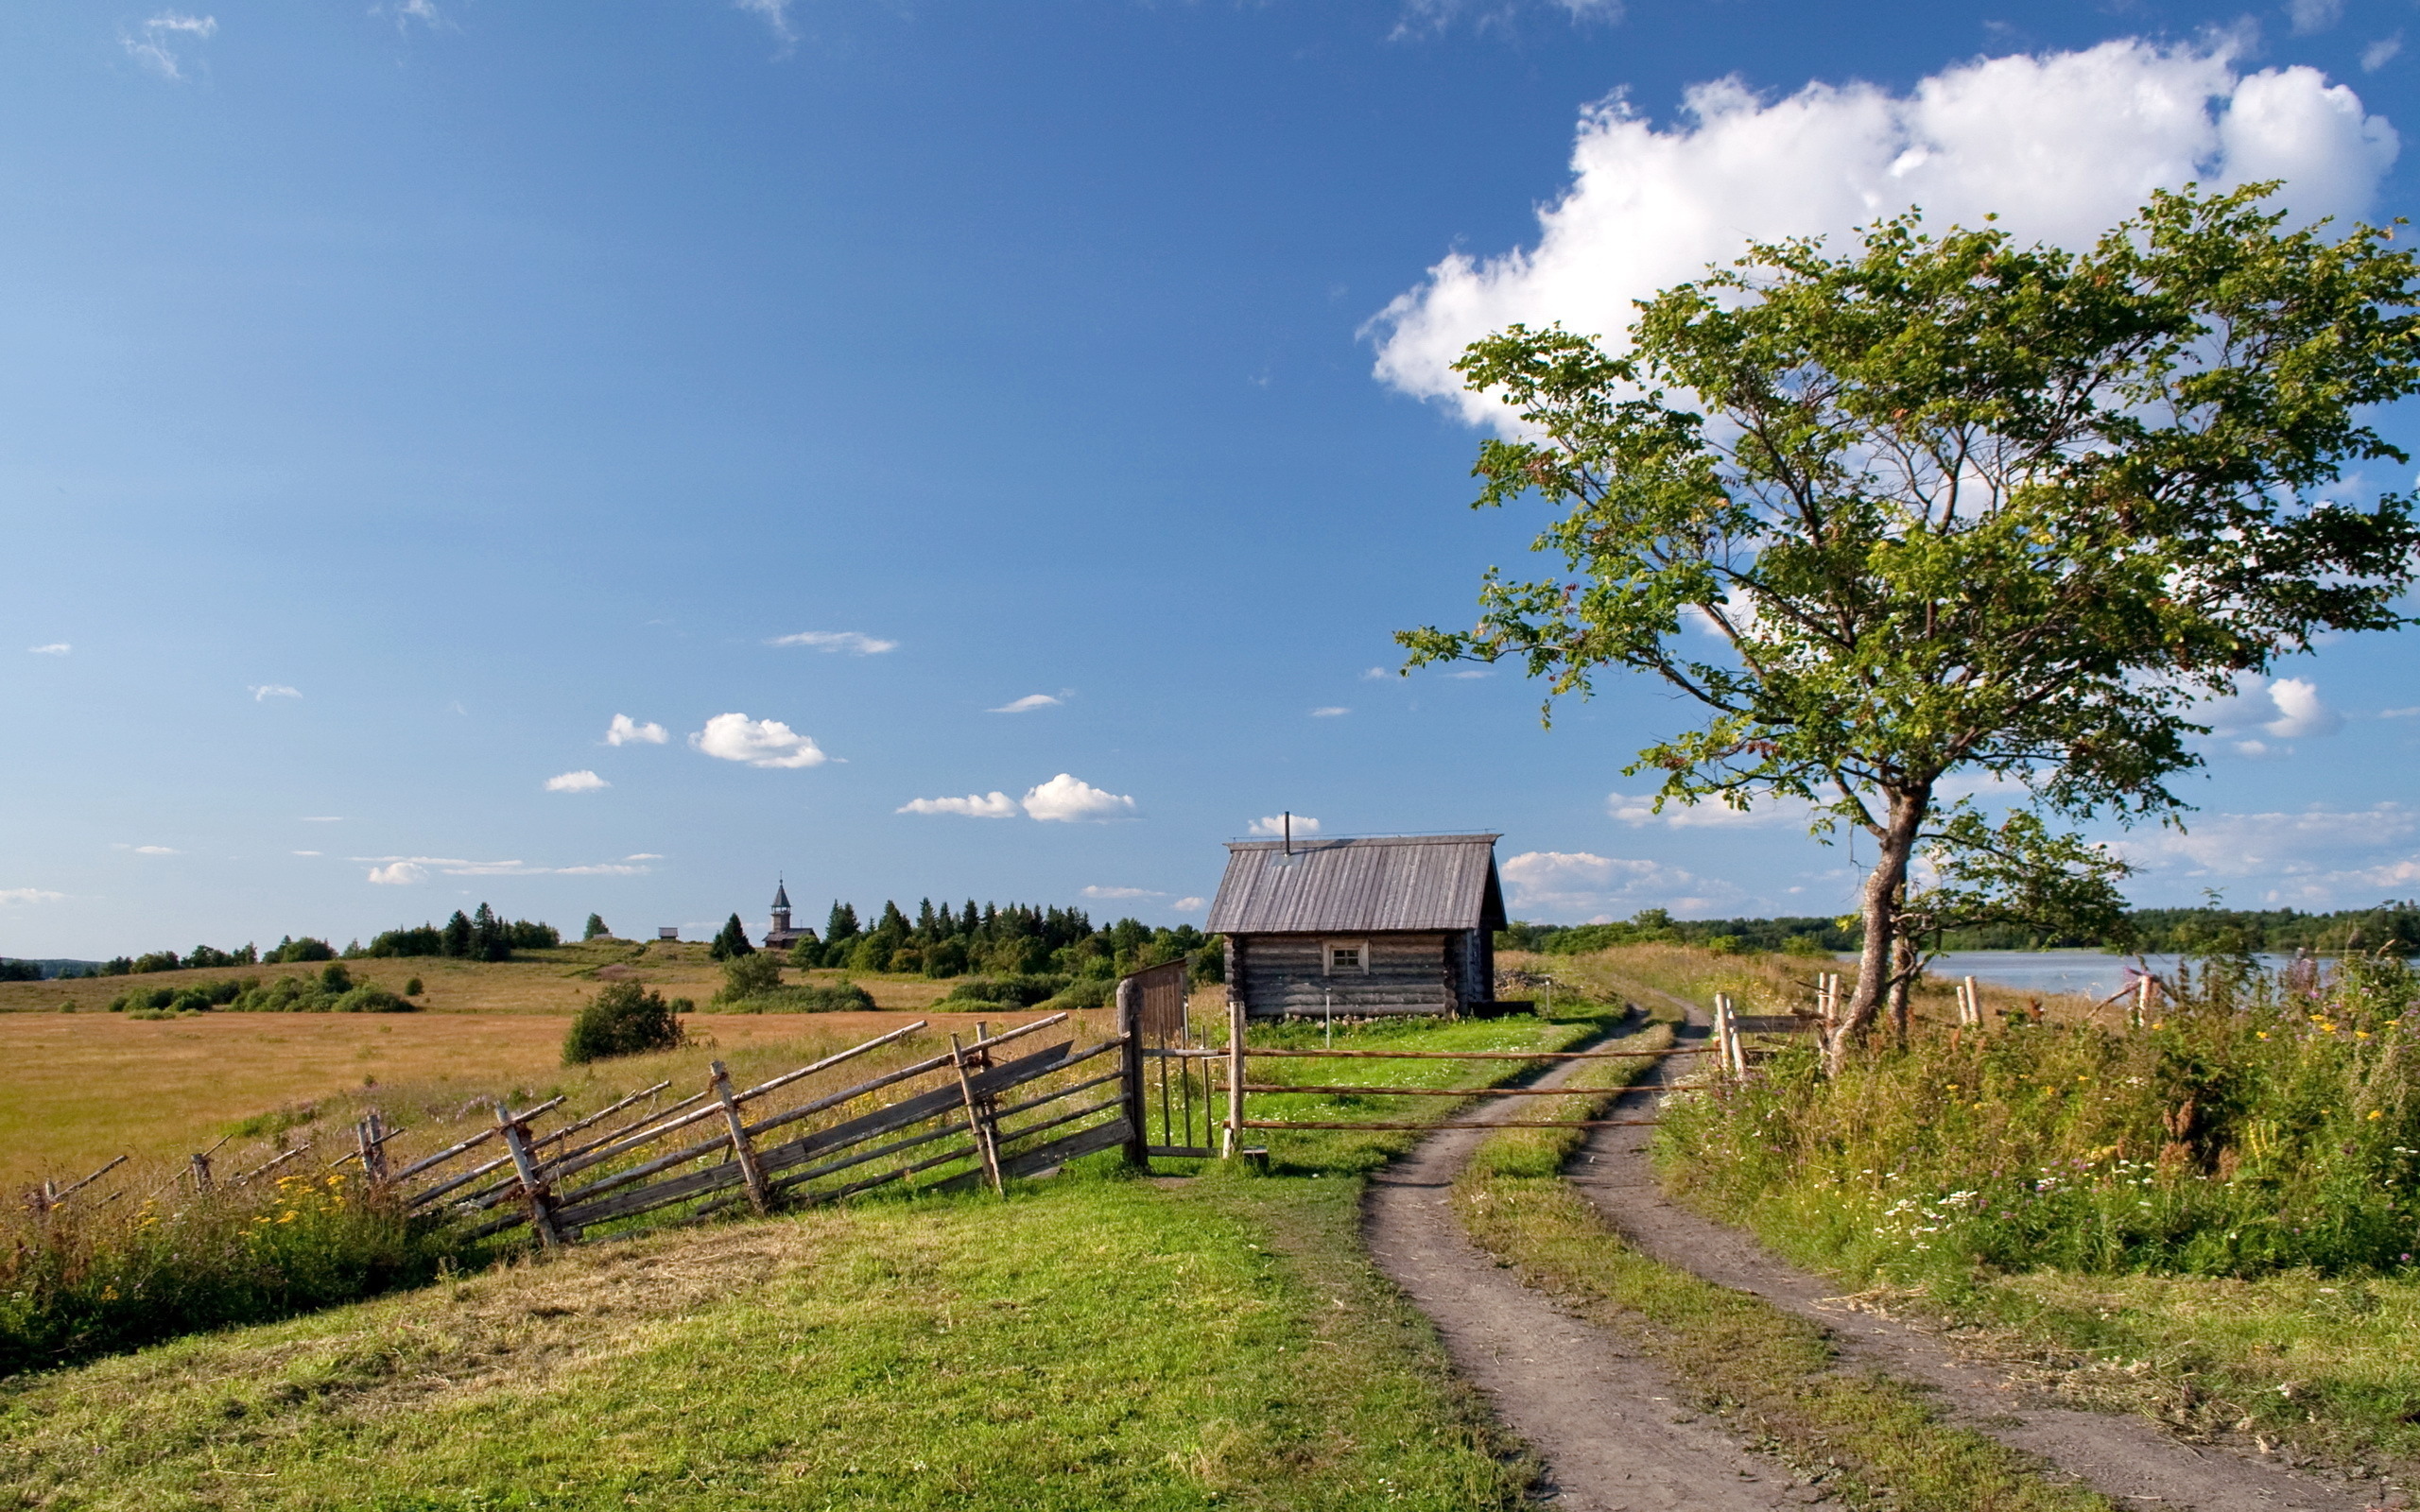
378, 1008, 1142, 1247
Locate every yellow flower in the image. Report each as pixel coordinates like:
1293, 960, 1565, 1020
2372, 1110, 2386, 1121
2257, 1032, 2270, 1040
279, 1211, 299, 1224
99, 1285, 118, 1301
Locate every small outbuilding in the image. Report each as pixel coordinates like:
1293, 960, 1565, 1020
1205, 833, 1509, 1019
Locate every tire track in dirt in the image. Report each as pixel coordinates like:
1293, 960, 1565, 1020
1364, 1043, 1831, 1510
1568, 983, 2395, 1512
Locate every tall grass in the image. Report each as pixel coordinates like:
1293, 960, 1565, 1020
0, 1169, 475, 1376
1659, 954, 2420, 1283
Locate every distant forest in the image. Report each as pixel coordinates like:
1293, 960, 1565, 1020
3, 903, 562, 980
1499, 902, 2420, 956
767, 899, 1219, 983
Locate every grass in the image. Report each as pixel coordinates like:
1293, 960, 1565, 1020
0, 1165, 1530, 1511
1447, 1007, 2112, 1512
1572, 942, 2420, 1476
0, 1005, 1631, 1509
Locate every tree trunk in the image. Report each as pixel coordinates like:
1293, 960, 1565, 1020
1827, 787, 1927, 1075
1888, 930, 1917, 1045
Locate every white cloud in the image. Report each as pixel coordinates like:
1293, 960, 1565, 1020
1082, 885, 1167, 901
1249, 814, 1322, 837
1021, 774, 1136, 822
1393, 0, 1623, 40
545, 769, 610, 793
1173, 896, 1207, 912
2363, 34, 2402, 73
898, 791, 1021, 818
989, 694, 1063, 713
2200, 673, 2344, 745
1310, 706, 1351, 717
1373, 40, 2398, 427
366, 861, 427, 885
767, 630, 896, 655
691, 713, 830, 768
355, 854, 539, 876
2290, 0, 2344, 37
377, 0, 449, 31
626, 852, 665, 860
122, 11, 215, 80
606, 713, 668, 746
26, 644, 68, 656
1361, 666, 1392, 680
301, 816, 342, 822
249, 684, 302, 701
292, 850, 320, 857
130, 845, 180, 856
1606, 791, 1814, 828
556, 862, 649, 876
0, 887, 64, 905
735, 0, 795, 46
1500, 849, 1740, 919
2380, 706, 2420, 718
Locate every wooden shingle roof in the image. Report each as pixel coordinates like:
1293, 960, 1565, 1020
1204, 833, 1505, 935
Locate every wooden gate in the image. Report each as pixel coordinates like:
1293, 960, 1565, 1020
1120, 960, 1220, 1159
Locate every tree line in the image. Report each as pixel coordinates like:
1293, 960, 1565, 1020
709, 898, 1222, 984
1499, 902, 2420, 957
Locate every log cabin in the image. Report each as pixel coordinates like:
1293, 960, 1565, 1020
1204, 833, 1508, 1019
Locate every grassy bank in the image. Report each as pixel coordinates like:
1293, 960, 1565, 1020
1574, 943, 2420, 1472
2, 1165, 1527, 1510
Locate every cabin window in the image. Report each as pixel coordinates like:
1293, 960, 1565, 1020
1323, 940, 1367, 974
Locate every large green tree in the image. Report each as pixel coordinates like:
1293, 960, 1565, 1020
1402, 186, 2420, 1068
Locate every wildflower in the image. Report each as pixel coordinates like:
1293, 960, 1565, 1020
99, 1285, 117, 1301
2257, 1032, 2270, 1040
2372, 1110, 2385, 1121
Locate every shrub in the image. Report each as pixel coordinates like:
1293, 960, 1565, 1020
1038, 976, 1115, 1013
714, 953, 784, 1004
269, 936, 337, 964
333, 987, 414, 1014
704, 981, 876, 1015
131, 951, 181, 974
563, 981, 686, 1063
366, 925, 444, 957
940, 973, 1071, 1007
403, 976, 423, 996
319, 962, 353, 994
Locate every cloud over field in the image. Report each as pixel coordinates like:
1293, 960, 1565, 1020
1249, 815, 1320, 837
768, 630, 896, 655
899, 791, 1020, 817
545, 770, 609, 793
606, 714, 667, 746
901, 775, 1137, 822
989, 694, 1063, 713
691, 713, 829, 768
1372, 40, 2397, 427
1500, 849, 1740, 919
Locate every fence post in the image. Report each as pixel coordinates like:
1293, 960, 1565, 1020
358, 1110, 390, 1187
1223, 994, 1246, 1159
188, 1151, 215, 1194
495, 1103, 562, 1247
710, 1061, 771, 1215
949, 1036, 1005, 1195
1115, 997, 1150, 1171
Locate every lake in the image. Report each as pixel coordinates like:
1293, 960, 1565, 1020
1903, 950, 2301, 1001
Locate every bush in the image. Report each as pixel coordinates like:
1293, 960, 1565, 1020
403, 976, 422, 996
366, 925, 444, 957
704, 981, 877, 1014
714, 953, 784, 1004
940, 973, 1071, 1007
1658, 954, 2420, 1282
268, 936, 337, 964
1037, 976, 1114, 1013
563, 981, 686, 1063
333, 987, 415, 1014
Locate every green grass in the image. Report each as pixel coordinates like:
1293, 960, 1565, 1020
1573, 943, 2420, 1476
1447, 1013, 2112, 1512
1, 1008, 1632, 1509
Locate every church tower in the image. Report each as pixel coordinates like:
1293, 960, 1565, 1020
769, 878, 793, 940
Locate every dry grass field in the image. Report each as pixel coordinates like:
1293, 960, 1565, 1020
0, 940, 1092, 1192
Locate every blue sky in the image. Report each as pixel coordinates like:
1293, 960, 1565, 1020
8, 0, 2420, 957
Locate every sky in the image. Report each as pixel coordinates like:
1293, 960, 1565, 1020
9, 0, 2420, 957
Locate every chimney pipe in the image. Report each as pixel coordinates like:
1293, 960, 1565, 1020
1283, 811, 1291, 856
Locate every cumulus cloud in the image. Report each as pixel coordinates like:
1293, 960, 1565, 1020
2200, 673, 2344, 752
250, 684, 302, 701
26, 644, 67, 656
2363, 35, 2402, 73
1082, 885, 1167, 900
1022, 774, 1137, 822
2114, 802, 2420, 904
1606, 791, 1815, 828
1310, 706, 1351, 717
122, 11, 215, 79
1249, 815, 1322, 837
545, 769, 609, 793
691, 713, 830, 768
1173, 896, 1207, 912
355, 854, 539, 876
1373, 40, 2398, 427
898, 791, 1021, 818
606, 713, 667, 746
989, 694, 1063, 713
366, 861, 427, 885
767, 630, 896, 655
1499, 849, 1740, 919
0, 887, 64, 905
1362, 666, 1392, 680
556, 862, 649, 876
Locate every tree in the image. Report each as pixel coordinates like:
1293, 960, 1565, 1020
708, 913, 755, 961
441, 910, 473, 958
563, 981, 685, 1064
1402, 186, 2420, 1070
583, 912, 611, 941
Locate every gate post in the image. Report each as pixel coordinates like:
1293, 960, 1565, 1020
1115, 996, 1150, 1172
1222, 994, 1246, 1159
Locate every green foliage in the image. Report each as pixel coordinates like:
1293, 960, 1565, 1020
563, 981, 687, 1063
582, 912, 611, 941
939, 973, 1072, 1007
368, 905, 553, 959
115, 972, 417, 1015
1659, 957, 2420, 1280
1409, 185, 2420, 1050
703, 981, 877, 1015
268, 936, 336, 964
0, 959, 42, 982
707, 913, 755, 961
402, 976, 422, 996
0, 1172, 475, 1377
714, 952, 784, 1004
